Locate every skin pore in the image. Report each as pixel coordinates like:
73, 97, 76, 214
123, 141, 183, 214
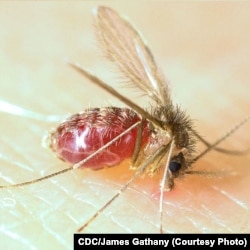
0, 2, 249, 249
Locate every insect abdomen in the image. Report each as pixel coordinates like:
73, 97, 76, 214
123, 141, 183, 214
49, 107, 149, 169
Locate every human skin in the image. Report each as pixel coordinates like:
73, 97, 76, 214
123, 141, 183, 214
0, 1, 250, 249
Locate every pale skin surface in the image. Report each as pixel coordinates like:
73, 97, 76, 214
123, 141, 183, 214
0, 1, 250, 249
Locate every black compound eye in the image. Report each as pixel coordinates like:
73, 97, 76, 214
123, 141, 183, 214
169, 161, 181, 173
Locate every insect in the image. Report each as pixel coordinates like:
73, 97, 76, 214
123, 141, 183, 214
1, 6, 249, 235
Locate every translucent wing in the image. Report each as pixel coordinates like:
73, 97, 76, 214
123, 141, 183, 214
94, 6, 172, 106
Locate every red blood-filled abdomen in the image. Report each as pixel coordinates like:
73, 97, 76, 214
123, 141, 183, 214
49, 107, 149, 169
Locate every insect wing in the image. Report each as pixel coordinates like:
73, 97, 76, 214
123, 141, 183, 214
95, 6, 171, 106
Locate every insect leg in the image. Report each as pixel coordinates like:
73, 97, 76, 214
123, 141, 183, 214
192, 115, 250, 163
131, 120, 143, 165
69, 62, 162, 128
77, 144, 169, 232
159, 139, 175, 234
191, 116, 250, 155
0, 121, 141, 188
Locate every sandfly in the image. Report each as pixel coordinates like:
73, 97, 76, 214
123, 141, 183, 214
0, 6, 249, 234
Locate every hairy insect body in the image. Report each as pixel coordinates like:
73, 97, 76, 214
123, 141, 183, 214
48, 103, 195, 189
154, 105, 195, 156
0, 5, 248, 234
142, 104, 196, 180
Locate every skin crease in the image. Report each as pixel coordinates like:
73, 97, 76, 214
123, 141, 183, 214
0, 1, 250, 249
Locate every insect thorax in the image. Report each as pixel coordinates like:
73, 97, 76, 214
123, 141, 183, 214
134, 104, 196, 177
152, 104, 195, 151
